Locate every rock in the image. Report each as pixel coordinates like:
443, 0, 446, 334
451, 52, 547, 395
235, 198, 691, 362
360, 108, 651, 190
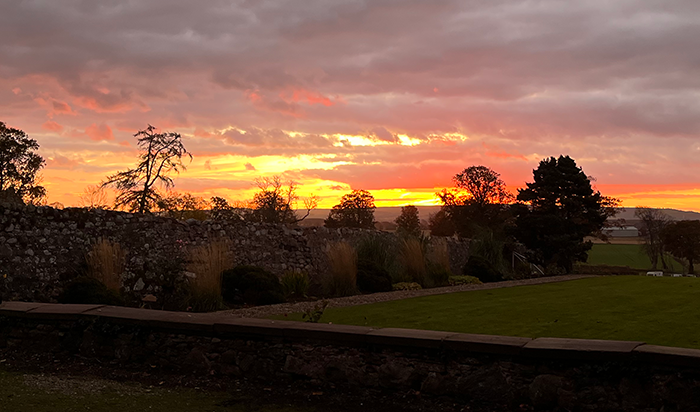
377, 361, 415, 388
133, 278, 145, 291
421, 372, 448, 395
141, 294, 157, 303
183, 347, 211, 372
529, 374, 565, 409
0, 245, 12, 258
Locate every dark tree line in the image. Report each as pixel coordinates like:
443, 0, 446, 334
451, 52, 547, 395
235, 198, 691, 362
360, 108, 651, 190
431, 156, 618, 274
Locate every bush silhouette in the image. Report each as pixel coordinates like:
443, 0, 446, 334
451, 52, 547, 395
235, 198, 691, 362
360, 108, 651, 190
58, 277, 123, 305
356, 260, 393, 293
463, 256, 503, 283
222, 265, 285, 306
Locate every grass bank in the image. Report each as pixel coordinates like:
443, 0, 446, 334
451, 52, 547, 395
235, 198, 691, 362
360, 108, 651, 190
278, 276, 700, 349
586, 244, 684, 271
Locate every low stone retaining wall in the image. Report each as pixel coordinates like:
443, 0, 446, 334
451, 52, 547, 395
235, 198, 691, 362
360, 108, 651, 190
2, 302, 700, 411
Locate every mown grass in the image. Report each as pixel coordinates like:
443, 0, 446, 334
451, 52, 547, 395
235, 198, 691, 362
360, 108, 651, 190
0, 368, 311, 412
586, 244, 684, 271
278, 276, 700, 349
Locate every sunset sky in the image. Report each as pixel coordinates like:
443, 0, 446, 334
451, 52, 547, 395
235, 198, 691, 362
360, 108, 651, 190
2, 1, 700, 210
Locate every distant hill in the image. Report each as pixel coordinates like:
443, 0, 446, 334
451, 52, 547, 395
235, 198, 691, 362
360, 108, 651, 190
613, 208, 700, 221
306, 206, 442, 223
305, 206, 700, 225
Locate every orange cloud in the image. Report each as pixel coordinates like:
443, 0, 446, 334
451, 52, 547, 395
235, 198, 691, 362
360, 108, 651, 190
42, 120, 64, 132
194, 128, 216, 138
52, 100, 75, 115
481, 142, 527, 161
46, 154, 83, 170
245, 90, 305, 118
486, 151, 528, 161
74, 95, 149, 114
85, 123, 114, 141
282, 89, 335, 107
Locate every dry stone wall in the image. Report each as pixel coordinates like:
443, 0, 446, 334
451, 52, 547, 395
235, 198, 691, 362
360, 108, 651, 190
0, 203, 469, 302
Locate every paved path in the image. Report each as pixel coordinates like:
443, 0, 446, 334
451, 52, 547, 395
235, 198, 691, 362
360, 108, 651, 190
217, 274, 597, 318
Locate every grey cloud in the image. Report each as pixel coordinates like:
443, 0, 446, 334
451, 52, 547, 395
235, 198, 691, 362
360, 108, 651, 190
4, 0, 700, 188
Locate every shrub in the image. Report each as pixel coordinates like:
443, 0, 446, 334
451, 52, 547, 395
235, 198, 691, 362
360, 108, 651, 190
281, 270, 310, 299
469, 230, 508, 275
186, 239, 231, 312
392, 282, 422, 291
324, 242, 357, 297
302, 300, 329, 323
356, 235, 394, 270
448, 275, 483, 286
463, 255, 503, 283
222, 265, 285, 306
426, 264, 451, 287
86, 238, 125, 292
58, 276, 123, 305
357, 260, 393, 293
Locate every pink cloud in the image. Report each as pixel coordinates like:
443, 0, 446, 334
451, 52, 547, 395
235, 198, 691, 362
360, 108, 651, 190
245, 90, 305, 118
42, 120, 64, 132
194, 128, 216, 138
51, 100, 75, 115
85, 123, 114, 141
280, 89, 335, 107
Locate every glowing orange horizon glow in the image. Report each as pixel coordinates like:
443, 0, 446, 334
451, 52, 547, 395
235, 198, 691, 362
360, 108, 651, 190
21, 121, 700, 214
41, 162, 700, 213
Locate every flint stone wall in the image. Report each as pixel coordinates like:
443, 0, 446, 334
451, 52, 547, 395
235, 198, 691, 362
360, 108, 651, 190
3, 302, 700, 412
0, 203, 469, 302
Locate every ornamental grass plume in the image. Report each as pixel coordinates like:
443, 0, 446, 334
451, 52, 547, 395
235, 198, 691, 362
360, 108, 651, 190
325, 241, 357, 297
400, 237, 428, 287
186, 239, 232, 311
86, 238, 126, 292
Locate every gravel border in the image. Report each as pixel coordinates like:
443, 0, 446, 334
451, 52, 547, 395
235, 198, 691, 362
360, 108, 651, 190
217, 274, 597, 318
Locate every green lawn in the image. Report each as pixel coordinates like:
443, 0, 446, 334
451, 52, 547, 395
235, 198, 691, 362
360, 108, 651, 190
0, 368, 311, 412
586, 244, 684, 271
280, 276, 700, 349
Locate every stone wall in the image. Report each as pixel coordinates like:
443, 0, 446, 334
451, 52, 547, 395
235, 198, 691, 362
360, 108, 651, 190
2, 302, 700, 411
0, 203, 469, 302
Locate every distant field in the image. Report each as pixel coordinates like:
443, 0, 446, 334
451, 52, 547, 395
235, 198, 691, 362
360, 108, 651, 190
279, 276, 700, 349
586, 244, 684, 271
